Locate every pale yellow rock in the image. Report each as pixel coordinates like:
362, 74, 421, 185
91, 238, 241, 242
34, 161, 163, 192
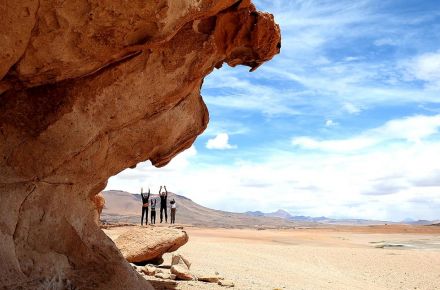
218, 280, 235, 287
114, 226, 188, 263
198, 275, 220, 283
141, 265, 157, 276
155, 272, 171, 280
171, 264, 194, 281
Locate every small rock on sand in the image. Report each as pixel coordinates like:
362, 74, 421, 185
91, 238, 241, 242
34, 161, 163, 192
170, 264, 194, 280
155, 272, 171, 279
218, 280, 235, 287
141, 265, 157, 276
198, 275, 220, 283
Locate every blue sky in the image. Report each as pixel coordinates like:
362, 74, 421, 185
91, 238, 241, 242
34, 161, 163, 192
107, 0, 440, 221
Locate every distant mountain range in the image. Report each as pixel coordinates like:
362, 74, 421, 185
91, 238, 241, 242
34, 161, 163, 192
101, 190, 314, 228
101, 190, 439, 227
245, 209, 440, 226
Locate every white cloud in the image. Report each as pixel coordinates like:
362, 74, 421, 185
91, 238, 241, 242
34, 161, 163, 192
105, 146, 197, 193
201, 1, 440, 122
292, 136, 375, 152
206, 133, 237, 150
343, 102, 362, 114
106, 139, 440, 221
204, 68, 302, 116
374, 38, 398, 47
204, 120, 249, 136
293, 114, 440, 152
405, 50, 440, 89
344, 56, 361, 62
325, 119, 337, 127
370, 114, 440, 142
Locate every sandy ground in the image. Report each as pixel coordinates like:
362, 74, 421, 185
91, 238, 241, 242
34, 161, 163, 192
105, 225, 440, 290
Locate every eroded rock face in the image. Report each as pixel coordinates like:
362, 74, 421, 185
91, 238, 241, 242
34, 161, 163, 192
0, 0, 280, 289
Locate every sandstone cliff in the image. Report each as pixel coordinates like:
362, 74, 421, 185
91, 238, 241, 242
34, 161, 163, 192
0, 0, 280, 289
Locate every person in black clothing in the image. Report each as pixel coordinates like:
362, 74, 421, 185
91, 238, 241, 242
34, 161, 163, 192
150, 198, 156, 224
159, 185, 168, 223
140, 187, 150, 226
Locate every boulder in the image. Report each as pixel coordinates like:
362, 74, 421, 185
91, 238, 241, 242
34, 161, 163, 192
0, 0, 280, 289
170, 264, 194, 281
113, 226, 188, 263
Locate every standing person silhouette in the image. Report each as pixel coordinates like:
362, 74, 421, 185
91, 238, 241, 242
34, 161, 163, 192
140, 187, 150, 226
150, 198, 156, 224
159, 185, 168, 223
170, 198, 176, 224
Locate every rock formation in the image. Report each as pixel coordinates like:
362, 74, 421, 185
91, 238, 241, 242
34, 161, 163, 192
113, 226, 189, 263
93, 192, 106, 216
0, 0, 280, 289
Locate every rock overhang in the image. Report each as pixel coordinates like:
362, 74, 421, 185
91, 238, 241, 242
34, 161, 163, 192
0, 0, 280, 289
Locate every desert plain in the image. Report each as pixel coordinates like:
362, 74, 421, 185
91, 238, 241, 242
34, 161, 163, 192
104, 224, 440, 290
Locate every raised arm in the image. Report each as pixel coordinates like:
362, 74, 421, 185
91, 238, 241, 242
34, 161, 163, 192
164, 185, 168, 197
159, 185, 163, 195
147, 188, 150, 199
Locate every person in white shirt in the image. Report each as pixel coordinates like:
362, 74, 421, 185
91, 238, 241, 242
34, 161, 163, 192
170, 198, 177, 224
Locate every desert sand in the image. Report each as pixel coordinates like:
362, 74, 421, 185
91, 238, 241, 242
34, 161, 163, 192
105, 225, 440, 290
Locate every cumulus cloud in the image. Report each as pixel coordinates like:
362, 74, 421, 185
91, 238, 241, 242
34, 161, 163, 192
206, 133, 237, 150
325, 119, 337, 127
292, 136, 374, 152
106, 138, 440, 221
106, 146, 197, 192
293, 114, 440, 152
343, 102, 362, 114
405, 50, 440, 88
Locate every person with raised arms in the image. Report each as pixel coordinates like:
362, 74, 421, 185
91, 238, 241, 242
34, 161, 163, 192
140, 187, 150, 226
170, 198, 177, 224
159, 185, 168, 223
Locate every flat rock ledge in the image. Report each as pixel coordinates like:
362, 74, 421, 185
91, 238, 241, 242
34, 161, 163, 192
112, 226, 189, 263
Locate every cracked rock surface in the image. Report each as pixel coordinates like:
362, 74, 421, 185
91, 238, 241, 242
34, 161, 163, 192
0, 0, 280, 289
